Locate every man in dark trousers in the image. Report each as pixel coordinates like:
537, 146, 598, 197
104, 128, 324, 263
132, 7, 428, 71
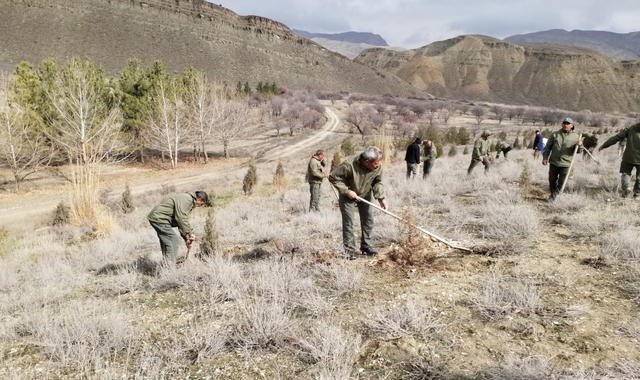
599, 123, 640, 198
306, 149, 327, 211
542, 118, 582, 201
147, 191, 209, 266
422, 140, 437, 179
330, 146, 387, 260
404, 138, 421, 179
533, 130, 544, 159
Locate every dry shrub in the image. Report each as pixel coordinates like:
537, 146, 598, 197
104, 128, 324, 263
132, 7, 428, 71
316, 262, 362, 297
473, 270, 542, 321
599, 227, 640, 262
390, 205, 434, 266
296, 322, 361, 380
230, 293, 296, 350
16, 299, 138, 369
400, 357, 451, 380
273, 161, 286, 188
364, 300, 444, 341
182, 317, 229, 363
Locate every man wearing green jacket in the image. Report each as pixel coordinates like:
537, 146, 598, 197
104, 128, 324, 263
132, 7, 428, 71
329, 146, 387, 260
542, 118, 583, 201
147, 191, 209, 266
306, 149, 327, 212
467, 131, 493, 175
599, 123, 640, 198
495, 141, 512, 160
422, 140, 437, 179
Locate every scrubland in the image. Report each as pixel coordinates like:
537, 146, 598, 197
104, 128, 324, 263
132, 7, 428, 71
1, 133, 640, 380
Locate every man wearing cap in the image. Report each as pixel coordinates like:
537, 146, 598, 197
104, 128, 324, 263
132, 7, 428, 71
467, 130, 493, 175
404, 138, 422, 179
542, 118, 582, 201
422, 140, 437, 179
598, 122, 640, 198
147, 191, 209, 266
306, 149, 327, 211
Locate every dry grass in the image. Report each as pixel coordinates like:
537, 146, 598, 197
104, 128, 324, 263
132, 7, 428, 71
473, 269, 542, 320
364, 300, 444, 341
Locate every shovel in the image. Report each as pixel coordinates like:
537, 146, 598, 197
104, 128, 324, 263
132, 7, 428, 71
559, 134, 583, 195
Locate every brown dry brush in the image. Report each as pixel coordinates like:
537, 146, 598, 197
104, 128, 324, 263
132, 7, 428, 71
390, 205, 435, 266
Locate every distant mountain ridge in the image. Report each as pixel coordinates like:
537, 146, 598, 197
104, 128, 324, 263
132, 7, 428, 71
356, 35, 640, 113
0, 0, 420, 97
505, 29, 640, 60
292, 29, 389, 46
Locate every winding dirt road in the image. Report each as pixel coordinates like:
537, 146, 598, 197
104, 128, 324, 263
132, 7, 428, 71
0, 106, 343, 231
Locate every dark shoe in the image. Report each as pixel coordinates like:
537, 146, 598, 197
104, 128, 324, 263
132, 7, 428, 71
361, 246, 379, 256
621, 189, 632, 198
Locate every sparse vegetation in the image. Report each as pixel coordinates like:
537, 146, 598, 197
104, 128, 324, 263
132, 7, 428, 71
242, 163, 258, 195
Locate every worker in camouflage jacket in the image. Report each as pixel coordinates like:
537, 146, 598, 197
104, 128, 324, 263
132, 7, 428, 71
147, 191, 209, 266
422, 140, 437, 179
329, 146, 387, 260
467, 130, 493, 175
542, 117, 583, 201
306, 149, 327, 211
581, 133, 599, 160
599, 123, 640, 198
495, 141, 512, 160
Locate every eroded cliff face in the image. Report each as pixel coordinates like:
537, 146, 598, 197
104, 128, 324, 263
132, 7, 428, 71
356, 35, 640, 112
0, 0, 420, 96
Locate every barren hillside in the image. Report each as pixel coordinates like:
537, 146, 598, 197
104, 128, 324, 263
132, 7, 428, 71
355, 35, 640, 113
0, 0, 420, 96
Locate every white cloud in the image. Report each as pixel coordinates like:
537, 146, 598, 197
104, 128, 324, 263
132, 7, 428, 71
219, 0, 640, 48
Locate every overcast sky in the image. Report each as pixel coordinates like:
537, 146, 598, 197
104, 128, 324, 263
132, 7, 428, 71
219, 0, 640, 48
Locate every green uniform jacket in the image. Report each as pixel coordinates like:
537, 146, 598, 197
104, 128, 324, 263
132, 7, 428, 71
496, 142, 511, 152
472, 131, 491, 159
423, 145, 437, 160
329, 154, 385, 200
543, 129, 583, 167
147, 192, 196, 240
306, 156, 324, 184
601, 123, 640, 165
582, 133, 599, 150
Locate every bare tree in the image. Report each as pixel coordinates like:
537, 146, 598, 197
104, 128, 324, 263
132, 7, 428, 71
145, 78, 188, 169
492, 105, 506, 124
425, 103, 439, 124
471, 106, 486, 125
345, 106, 368, 135
440, 102, 456, 124
270, 96, 284, 117
523, 108, 541, 126
45, 58, 124, 226
514, 106, 525, 120
183, 70, 226, 164
0, 74, 53, 191
609, 117, 620, 129
540, 108, 562, 126
213, 100, 252, 159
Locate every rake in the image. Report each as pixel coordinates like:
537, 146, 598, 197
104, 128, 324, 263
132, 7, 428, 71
559, 133, 583, 195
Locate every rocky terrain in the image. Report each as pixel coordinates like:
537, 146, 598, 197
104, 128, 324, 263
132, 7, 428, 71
292, 30, 389, 46
355, 35, 640, 112
0, 0, 420, 96
505, 29, 640, 60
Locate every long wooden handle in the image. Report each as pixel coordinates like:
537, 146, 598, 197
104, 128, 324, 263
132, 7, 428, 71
582, 147, 599, 164
355, 195, 473, 253
559, 133, 582, 195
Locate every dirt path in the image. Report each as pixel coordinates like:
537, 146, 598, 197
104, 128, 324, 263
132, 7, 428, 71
0, 107, 343, 231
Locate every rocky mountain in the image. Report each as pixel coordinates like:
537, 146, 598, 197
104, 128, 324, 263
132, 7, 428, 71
356, 35, 640, 112
0, 0, 421, 97
299, 38, 405, 60
292, 30, 389, 46
505, 29, 640, 60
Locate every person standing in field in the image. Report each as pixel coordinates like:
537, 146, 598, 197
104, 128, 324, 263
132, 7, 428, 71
542, 118, 582, 201
404, 138, 421, 179
422, 140, 437, 180
533, 130, 544, 159
329, 146, 387, 260
599, 123, 640, 198
147, 191, 209, 266
467, 131, 492, 175
306, 149, 327, 212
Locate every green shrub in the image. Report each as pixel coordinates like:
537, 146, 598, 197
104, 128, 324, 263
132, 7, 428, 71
519, 164, 532, 188
243, 164, 258, 195
273, 162, 285, 188
121, 183, 134, 213
448, 145, 457, 157
341, 137, 355, 156
331, 151, 341, 172
52, 201, 71, 226
463, 146, 469, 155
199, 208, 219, 257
